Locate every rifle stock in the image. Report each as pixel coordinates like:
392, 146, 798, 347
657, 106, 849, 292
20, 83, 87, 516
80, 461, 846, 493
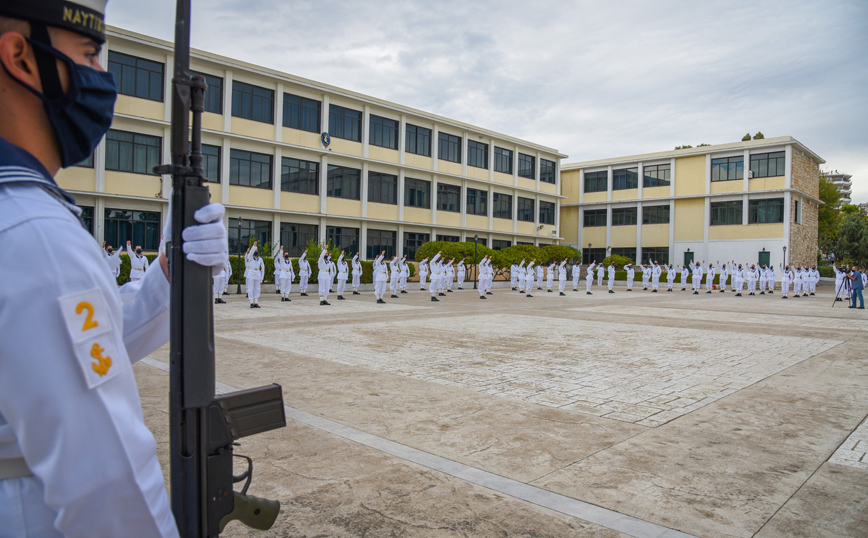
158, 2, 286, 536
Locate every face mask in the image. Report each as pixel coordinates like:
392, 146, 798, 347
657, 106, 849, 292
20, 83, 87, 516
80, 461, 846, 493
2, 39, 117, 168
284, 255, 289, 260
106, 248, 113, 254
135, 248, 142, 254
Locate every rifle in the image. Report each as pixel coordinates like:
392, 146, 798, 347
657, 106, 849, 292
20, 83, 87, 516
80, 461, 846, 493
154, 1, 286, 536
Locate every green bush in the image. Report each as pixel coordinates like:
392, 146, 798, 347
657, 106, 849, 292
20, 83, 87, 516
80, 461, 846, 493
414, 241, 494, 265
819, 266, 835, 278
601, 255, 634, 270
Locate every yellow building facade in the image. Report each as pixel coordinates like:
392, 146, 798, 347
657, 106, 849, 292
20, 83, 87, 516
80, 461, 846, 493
58, 27, 566, 259
560, 137, 823, 272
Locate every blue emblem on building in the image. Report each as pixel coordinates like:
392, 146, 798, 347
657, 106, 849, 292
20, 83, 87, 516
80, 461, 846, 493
321, 132, 331, 148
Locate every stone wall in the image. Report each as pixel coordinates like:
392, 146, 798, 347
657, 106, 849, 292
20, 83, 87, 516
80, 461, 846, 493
789, 149, 820, 267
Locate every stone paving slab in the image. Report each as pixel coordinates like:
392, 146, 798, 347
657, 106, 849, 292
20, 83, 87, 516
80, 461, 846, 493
829, 415, 868, 470
217, 314, 841, 426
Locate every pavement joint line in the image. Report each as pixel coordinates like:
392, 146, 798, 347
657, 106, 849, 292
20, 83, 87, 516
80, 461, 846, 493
140, 356, 698, 538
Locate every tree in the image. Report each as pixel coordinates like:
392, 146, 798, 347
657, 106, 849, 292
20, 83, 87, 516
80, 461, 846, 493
835, 212, 868, 266
674, 145, 693, 150
818, 174, 842, 255
752, 132, 765, 140
697, 143, 711, 147
601, 254, 634, 270
742, 133, 752, 141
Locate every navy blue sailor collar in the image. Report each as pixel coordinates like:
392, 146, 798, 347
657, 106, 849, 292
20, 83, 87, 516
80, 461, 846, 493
0, 135, 80, 215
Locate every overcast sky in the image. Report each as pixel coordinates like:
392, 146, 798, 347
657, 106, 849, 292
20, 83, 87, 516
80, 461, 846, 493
107, 0, 868, 203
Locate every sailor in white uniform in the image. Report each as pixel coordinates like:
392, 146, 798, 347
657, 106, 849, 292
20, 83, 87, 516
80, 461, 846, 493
651, 261, 662, 292
298, 250, 311, 296
127, 240, 149, 281
336, 251, 349, 300
625, 263, 635, 291
101, 241, 122, 279
586, 261, 596, 295
746, 264, 759, 295
641, 263, 650, 290
510, 262, 519, 290
733, 264, 745, 296
213, 258, 231, 304
373, 251, 389, 303
766, 265, 776, 294
351, 252, 362, 294
607, 262, 616, 293
680, 264, 690, 291
399, 255, 410, 293
516, 260, 526, 292
0, 3, 228, 532
418, 257, 429, 291
665, 264, 676, 291
428, 252, 443, 301
546, 261, 556, 292
781, 264, 793, 299
456, 259, 466, 289
558, 260, 568, 295
317, 249, 331, 305
572, 259, 582, 291
717, 262, 729, 293
705, 263, 716, 294
388, 256, 400, 298
274, 246, 295, 302
690, 261, 703, 294
525, 260, 536, 297
245, 244, 264, 308
445, 259, 456, 292
596, 262, 605, 288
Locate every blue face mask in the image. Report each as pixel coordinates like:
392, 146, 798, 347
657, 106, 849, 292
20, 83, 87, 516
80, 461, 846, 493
3, 39, 117, 168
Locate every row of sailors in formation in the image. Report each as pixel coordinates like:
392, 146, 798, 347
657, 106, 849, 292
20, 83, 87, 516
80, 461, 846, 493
507, 259, 825, 299
101, 243, 847, 303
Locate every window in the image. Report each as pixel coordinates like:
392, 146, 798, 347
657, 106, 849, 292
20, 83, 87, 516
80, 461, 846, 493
104, 209, 161, 250
612, 168, 639, 190
540, 158, 556, 184
438, 132, 461, 163
79, 206, 94, 235
493, 193, 512, 219
437, 183, 461, 212
105, 130, 161, 175
75, 153, 94, 168
231, 81, 274, 124
492, 240, 511, 251
326, 226, 359, 254
437, 235, 460, 242
583, 209, 606, 227
369, 115, 398, 150
518, 153, 535, 179
474, 238, 488, 247
229, 218, 271, 254
642, 204, 670, 224
611, 207, 637, 225
584, 171, 608, 192
281, 157, 318, 194
229, 149, 272, 189
517, 197, 534, 222
202, 144, 221, 183
279, 223, 318, 257
368, 172, 397, 205
750, 151, 785, 179
583, 248, 606, 263
404, 178, 430, 209
366, 229, 396, 259
107, 51, 163, 102
642, 247, 669, 265
643, 164, 671, 187
193, 72, 223, 114
748, 198, 784, 224
539, 201, 555, 225
793, 199, 801, 224
283, 93, 320, 133
466, 188, 487, 215
494, 147, 512, 174
328, 105, 362, 142
326, 165, 360, 199
467, 140, 488, 168
711, 156, 744, 182
404, 232, 430, 260
406, 124, 431, 157
611, 247, 636, 261
710, 201, 743, 225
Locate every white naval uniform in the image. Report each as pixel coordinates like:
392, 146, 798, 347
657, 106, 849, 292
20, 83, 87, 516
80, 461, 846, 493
607, 264, 616, 291
680, 266, 690, 290
317, 250, 330, 300
223, 257, 232, 293
399, 259, 410, 291
213, 259, 231, 299
389, 258, 400, 295
691, 263, 703, 292
298, 252, 311, 293
127, 244, 149, 281
651, 264, 661, 291
352, 254, 362, 291
792, 268, 803, 295
766, 266, 776, 293
746, 267, 759, 293
641, 265, 650, 289
705, 265, 715, 292
245, 247, 265, 303
336, 254, 348, 296
0, 183, 179, 538
516, 261, 526, 290
586, 262, 596, 292
373, 254, 389, 299
572, 262, 581, 290
274, 248, 295, 299
446, 262, 455, 290
102, 248, 122, 279
596, 264, 605, 287
625, 265, 635, 290
456, 261, 465, 288
781, 268, 793, 297
536, 264, 544, 289
418, 259, 428, 290
733, 267, 745, 294
546, 263, 555, 291
510, 263, 518, 289
718, 264, 729, 292
558, 261, 567, 292
525, 261, 536, 295
428, 253, 442, 296
666, 265, 676, 290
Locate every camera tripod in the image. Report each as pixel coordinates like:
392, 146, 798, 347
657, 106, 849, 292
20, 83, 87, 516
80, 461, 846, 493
832, 277, 850, 307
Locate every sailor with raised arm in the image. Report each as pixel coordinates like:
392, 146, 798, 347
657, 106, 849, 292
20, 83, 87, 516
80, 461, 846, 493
651, 261, 662, 292
275, 245, 295, 302
317, 248, 331, 305
516, 259, 526, 292
586, 261, 596, 295
429, 251, 443, 301
607, 261, 616, 293
351, 252, 362, 294
546, 261, 556, 292
511, 261, 519, 290
245, 243, 265, 308
102, 241, 122, 279
298, 249, 311, 296
525, 259, 536, 297
732, 263, 745, 296
680, 264, 689, 291
625, 263, 635, 291
666, 263, 676, 291
558, 259, 568, 296
126, 240, 149, 281
456, 259, 466, 289
572, 259, 582, 291
399, 255, 410, 293
336, 251, 349, 300
418, 257, 429, 290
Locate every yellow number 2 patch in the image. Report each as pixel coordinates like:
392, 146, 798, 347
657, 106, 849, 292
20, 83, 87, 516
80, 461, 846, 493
58, 288, 119, 389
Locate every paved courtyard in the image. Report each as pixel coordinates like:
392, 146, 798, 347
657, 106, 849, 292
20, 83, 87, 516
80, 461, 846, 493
137, 283, 868, 537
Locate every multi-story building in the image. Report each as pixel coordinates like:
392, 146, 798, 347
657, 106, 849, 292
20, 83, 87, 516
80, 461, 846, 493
58, 26, 566, 260
560, 137, 823, 271
823, 170, 852, 205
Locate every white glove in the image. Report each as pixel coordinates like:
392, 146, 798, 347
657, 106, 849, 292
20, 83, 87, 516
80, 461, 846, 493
182, 203, 229, 275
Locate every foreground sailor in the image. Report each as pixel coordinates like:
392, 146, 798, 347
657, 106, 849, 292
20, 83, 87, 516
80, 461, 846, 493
126, 240, 149, 281
101, 241, 121, 279
0, 2, 229, 535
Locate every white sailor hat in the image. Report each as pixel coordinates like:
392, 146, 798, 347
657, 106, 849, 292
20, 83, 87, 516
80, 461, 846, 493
0, 0, 108, 43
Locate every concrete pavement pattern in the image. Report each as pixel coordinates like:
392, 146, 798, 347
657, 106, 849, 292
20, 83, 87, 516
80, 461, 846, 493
136, 285, 868, 537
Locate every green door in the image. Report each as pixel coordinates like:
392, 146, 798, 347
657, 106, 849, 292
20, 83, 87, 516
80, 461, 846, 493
758, 251, 770, 267
684, 251, 695, 266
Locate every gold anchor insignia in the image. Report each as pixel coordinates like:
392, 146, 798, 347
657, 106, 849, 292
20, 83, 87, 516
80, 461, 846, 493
90, 342, 112, 377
